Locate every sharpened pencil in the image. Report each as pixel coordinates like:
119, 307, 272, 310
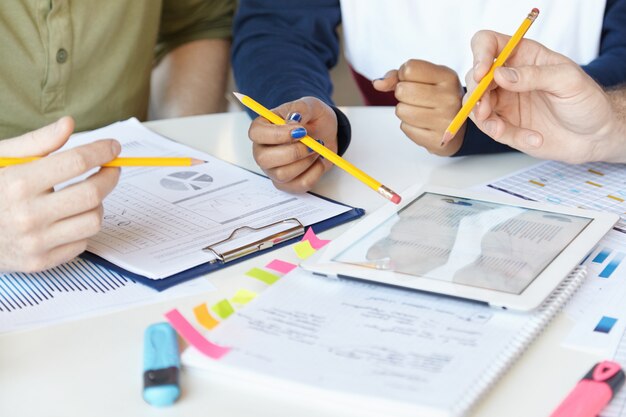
442, 8, 540, 146
0, 157, 205, 167
234, 92, 401, 204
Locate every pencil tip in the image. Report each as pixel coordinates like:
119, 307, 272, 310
441, 131, 453, 147
191, 158, 206, 166
232, 92, 244, 102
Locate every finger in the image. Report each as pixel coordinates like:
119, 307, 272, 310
42, 206, 104, 249
265, 153, 319, 184
37, 167, 120, 222
470, 30, 511, 82
252, 139, 317, 170
4, 139, 122, 194
372, 70, 399, 92
394, 82, 440, 108
271, 158, 326, 194
398, 60, 459, 86
473, 90, 493, 122
474, 115, 544, 151
493, 63, 585, 96
396, 104, 447, 130
0, 116, 74, 156
27, 241, 88, 273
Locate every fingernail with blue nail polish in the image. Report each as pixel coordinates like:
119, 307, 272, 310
291, 127, 307, 139
287, 112, 302, 122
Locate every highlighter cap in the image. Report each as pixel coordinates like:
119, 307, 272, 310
143, 322, 180, 407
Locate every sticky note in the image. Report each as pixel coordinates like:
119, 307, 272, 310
303, 227, 331, 250
193, 303, 220, 330
294, 240, 316, 259
266, 259, 297, 274
230, 288, 258, 305
211, 299, 235, 320
246, 267, 280, 285
164, 309, 230, 359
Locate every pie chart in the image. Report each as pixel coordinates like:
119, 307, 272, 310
160, 171, 213, 191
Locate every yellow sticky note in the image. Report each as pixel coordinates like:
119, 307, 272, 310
230, 288, 258, 305
246, 267, 280, 285
193, 303, 220, 330
211, 299, 235, 320
294, 240, 316, 259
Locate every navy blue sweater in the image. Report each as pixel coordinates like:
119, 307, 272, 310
233, 0, 626, 156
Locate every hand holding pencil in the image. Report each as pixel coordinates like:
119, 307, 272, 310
0, 117, 122, 272
238, 93, 401, 204
461, 28, 626, 164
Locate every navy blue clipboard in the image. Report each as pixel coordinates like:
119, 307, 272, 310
80, 198, 365, 291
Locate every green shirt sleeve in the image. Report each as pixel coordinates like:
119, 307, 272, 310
155, 0, 235, 62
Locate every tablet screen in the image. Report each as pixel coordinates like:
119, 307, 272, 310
333, 193, 592, 294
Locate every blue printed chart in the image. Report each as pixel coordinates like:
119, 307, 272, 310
561, 230, 626, 355
487, 161, 626, 231
0, 258, 213, 333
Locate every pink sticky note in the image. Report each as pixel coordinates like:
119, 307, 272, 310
266, 259, 297, 274
303, 227, 331, 250
165, 309, 231, 359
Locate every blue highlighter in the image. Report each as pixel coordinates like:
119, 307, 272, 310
143, 322, 180, 407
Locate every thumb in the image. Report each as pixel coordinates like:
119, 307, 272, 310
0, 116, 75, 157
493, 64, 583, 96
372, 70, 399, 92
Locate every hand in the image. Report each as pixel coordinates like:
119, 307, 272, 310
248, 96, 338, 193
0, 117, 121, 272
373, 60, 466, 156
466, 30, 626, 163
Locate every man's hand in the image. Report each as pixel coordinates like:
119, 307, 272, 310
248, 96, 338, 193
466, 30, 626, 163
374, 60, 466, 156
0, 117, 121, 272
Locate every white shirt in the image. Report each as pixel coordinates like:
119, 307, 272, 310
340, 0, 606, 80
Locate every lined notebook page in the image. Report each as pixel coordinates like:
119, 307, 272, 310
183, 267, 585, 417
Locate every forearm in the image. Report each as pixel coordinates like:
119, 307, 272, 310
150, 38, 230, 119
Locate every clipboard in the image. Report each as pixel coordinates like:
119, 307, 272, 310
81, 197, 364, 291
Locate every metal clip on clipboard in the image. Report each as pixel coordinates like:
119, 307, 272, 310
203, 218, 305, 264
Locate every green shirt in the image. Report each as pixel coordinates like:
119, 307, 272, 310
0, 0, 234, 139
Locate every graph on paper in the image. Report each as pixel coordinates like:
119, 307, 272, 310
0, 258, 213, 333
486, 161, 626, 231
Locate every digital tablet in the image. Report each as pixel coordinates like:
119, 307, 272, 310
302, 185, 618, 310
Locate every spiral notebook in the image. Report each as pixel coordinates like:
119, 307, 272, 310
182, 266, 587, 417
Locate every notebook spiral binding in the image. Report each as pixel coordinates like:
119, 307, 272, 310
452, 266, 588, 417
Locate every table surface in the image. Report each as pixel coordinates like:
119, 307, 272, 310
0, 108, 600, 417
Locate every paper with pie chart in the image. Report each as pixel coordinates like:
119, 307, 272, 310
63, 119, 351, 279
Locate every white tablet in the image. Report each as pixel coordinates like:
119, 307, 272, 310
302, 185, 618, 310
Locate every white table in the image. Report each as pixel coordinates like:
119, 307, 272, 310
0, 108, 601, 416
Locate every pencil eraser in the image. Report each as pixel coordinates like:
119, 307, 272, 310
532, 7, 539, 13
391, 193, 402, 204
143, 322, 181, 407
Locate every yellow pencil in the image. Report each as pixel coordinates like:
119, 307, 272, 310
0, 157, 205, 167
234, 92, 401, 204
442, 7, 540, 145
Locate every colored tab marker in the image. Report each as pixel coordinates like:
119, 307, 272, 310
230, 288, 258, 305
302, 227, 331, 250
193, 303, 220, 330
164, 309, 230, 359
294, 240, 316, 259
266, 259, 297, 274
211, 299, 235, 320
246, 267, 280, 285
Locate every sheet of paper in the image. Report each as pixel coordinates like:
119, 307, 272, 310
483, 160, 626, 231
61, 119, 351, 279
0, 258, 214, 333
182, 268, 544, 416
478, 160, 626, 354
